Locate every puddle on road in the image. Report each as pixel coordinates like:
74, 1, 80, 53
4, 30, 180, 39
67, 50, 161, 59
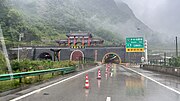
97, 80, 101, 88
43, 92, 49, 95
84, 89, 89, 97
15, 93, 23, 96
125, 76, 145, 96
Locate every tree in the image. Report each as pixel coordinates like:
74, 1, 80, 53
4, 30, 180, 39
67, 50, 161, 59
0, 51, 7, 73
0, 1, 40, 45
169, 57, 180, 67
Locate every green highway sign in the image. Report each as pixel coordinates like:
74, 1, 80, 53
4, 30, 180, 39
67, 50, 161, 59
126, 37, 144, 52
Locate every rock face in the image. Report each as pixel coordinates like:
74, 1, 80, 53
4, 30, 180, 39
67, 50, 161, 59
11, 0, 159, 44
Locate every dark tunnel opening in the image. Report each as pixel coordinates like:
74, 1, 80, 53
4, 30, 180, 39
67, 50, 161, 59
104, 54, 120, 64
38, 52, 52, 60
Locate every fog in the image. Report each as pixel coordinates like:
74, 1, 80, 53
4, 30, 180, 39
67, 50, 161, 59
118, 0, 180, 37
8, 0, 180, 48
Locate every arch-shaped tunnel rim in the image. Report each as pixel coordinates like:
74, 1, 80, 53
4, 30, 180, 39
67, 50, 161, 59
102, 52, 121, 64
70, 50, 84, 61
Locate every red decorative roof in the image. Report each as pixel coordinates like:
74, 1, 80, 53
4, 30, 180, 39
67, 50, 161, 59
56, 32, 104, 46
66, 32, 92, 38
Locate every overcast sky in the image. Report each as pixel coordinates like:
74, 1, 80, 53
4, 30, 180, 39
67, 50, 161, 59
119, 0, 180, 35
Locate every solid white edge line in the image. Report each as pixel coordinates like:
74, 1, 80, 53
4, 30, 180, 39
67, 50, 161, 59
121, 65, 180, 95
106, 97, 111, 101
10, 65, 103, 101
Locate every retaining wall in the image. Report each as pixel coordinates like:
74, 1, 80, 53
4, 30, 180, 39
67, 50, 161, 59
142, 65, 180, 77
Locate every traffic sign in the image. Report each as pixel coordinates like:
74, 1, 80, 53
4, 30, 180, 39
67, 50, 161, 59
126, 37, 144, 52
141, 57, 145, 62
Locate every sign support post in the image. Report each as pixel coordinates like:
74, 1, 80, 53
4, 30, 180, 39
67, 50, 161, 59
144, 40, 148, 64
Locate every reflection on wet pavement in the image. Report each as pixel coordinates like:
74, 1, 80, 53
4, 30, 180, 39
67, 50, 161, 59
97, 80, 101, 88
125, 76, 144, 96
131, 67, 180, 92
8, 64, 180, 101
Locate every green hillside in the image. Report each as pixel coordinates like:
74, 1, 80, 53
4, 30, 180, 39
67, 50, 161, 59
1, 0, 162, 47
0, 0, 124, 47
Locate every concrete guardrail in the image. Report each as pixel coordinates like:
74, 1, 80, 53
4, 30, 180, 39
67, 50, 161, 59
141, 65, 180, 77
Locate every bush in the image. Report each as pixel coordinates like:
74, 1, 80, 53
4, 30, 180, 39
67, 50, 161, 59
0, 80, 20, 92
169, 57, 180, 67
11, 59, 77, 72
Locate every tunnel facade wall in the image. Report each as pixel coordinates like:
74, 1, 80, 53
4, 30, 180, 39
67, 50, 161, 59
10, 47, 143, 63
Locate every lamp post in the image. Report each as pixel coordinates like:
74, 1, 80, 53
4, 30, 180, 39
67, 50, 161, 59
17, 33, 24, 62
176, 36, 178, 57
137, 27, 148, 64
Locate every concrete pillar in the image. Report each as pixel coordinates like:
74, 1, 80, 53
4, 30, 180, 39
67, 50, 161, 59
82, 36, 84, 46
94, 50, 97, 62
74, 36, 76, 46
58, 51, 60, 61
88, 36, 90, 46
68, 37, 70, 46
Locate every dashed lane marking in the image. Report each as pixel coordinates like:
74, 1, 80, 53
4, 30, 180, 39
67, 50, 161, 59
106, 97, 111, 101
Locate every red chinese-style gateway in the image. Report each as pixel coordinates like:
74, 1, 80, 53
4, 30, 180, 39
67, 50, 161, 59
56, 32, 104, 47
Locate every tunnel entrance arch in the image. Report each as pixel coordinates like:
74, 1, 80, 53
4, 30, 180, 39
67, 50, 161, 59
70, 50, 84, 61
38, 52, 52, 60
102, 52, 121, 64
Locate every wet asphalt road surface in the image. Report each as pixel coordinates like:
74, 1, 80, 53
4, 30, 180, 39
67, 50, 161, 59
130, 67, 180, 92
9, 64, 180, 101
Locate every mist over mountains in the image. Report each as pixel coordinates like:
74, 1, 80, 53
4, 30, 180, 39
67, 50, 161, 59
5, 0, 162, 47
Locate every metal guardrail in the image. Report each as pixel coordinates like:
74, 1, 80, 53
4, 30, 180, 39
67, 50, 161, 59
0, 67, 75, 81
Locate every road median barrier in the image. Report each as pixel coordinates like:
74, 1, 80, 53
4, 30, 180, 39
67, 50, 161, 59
142, 65, 180, 77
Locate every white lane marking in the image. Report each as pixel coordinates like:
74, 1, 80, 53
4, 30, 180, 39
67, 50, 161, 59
122, 66, 180, 95
106, 97, 111, 101
10, 65, 103, 101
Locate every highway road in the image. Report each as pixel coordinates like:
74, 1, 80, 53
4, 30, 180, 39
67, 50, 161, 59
8, 64, 180, 101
